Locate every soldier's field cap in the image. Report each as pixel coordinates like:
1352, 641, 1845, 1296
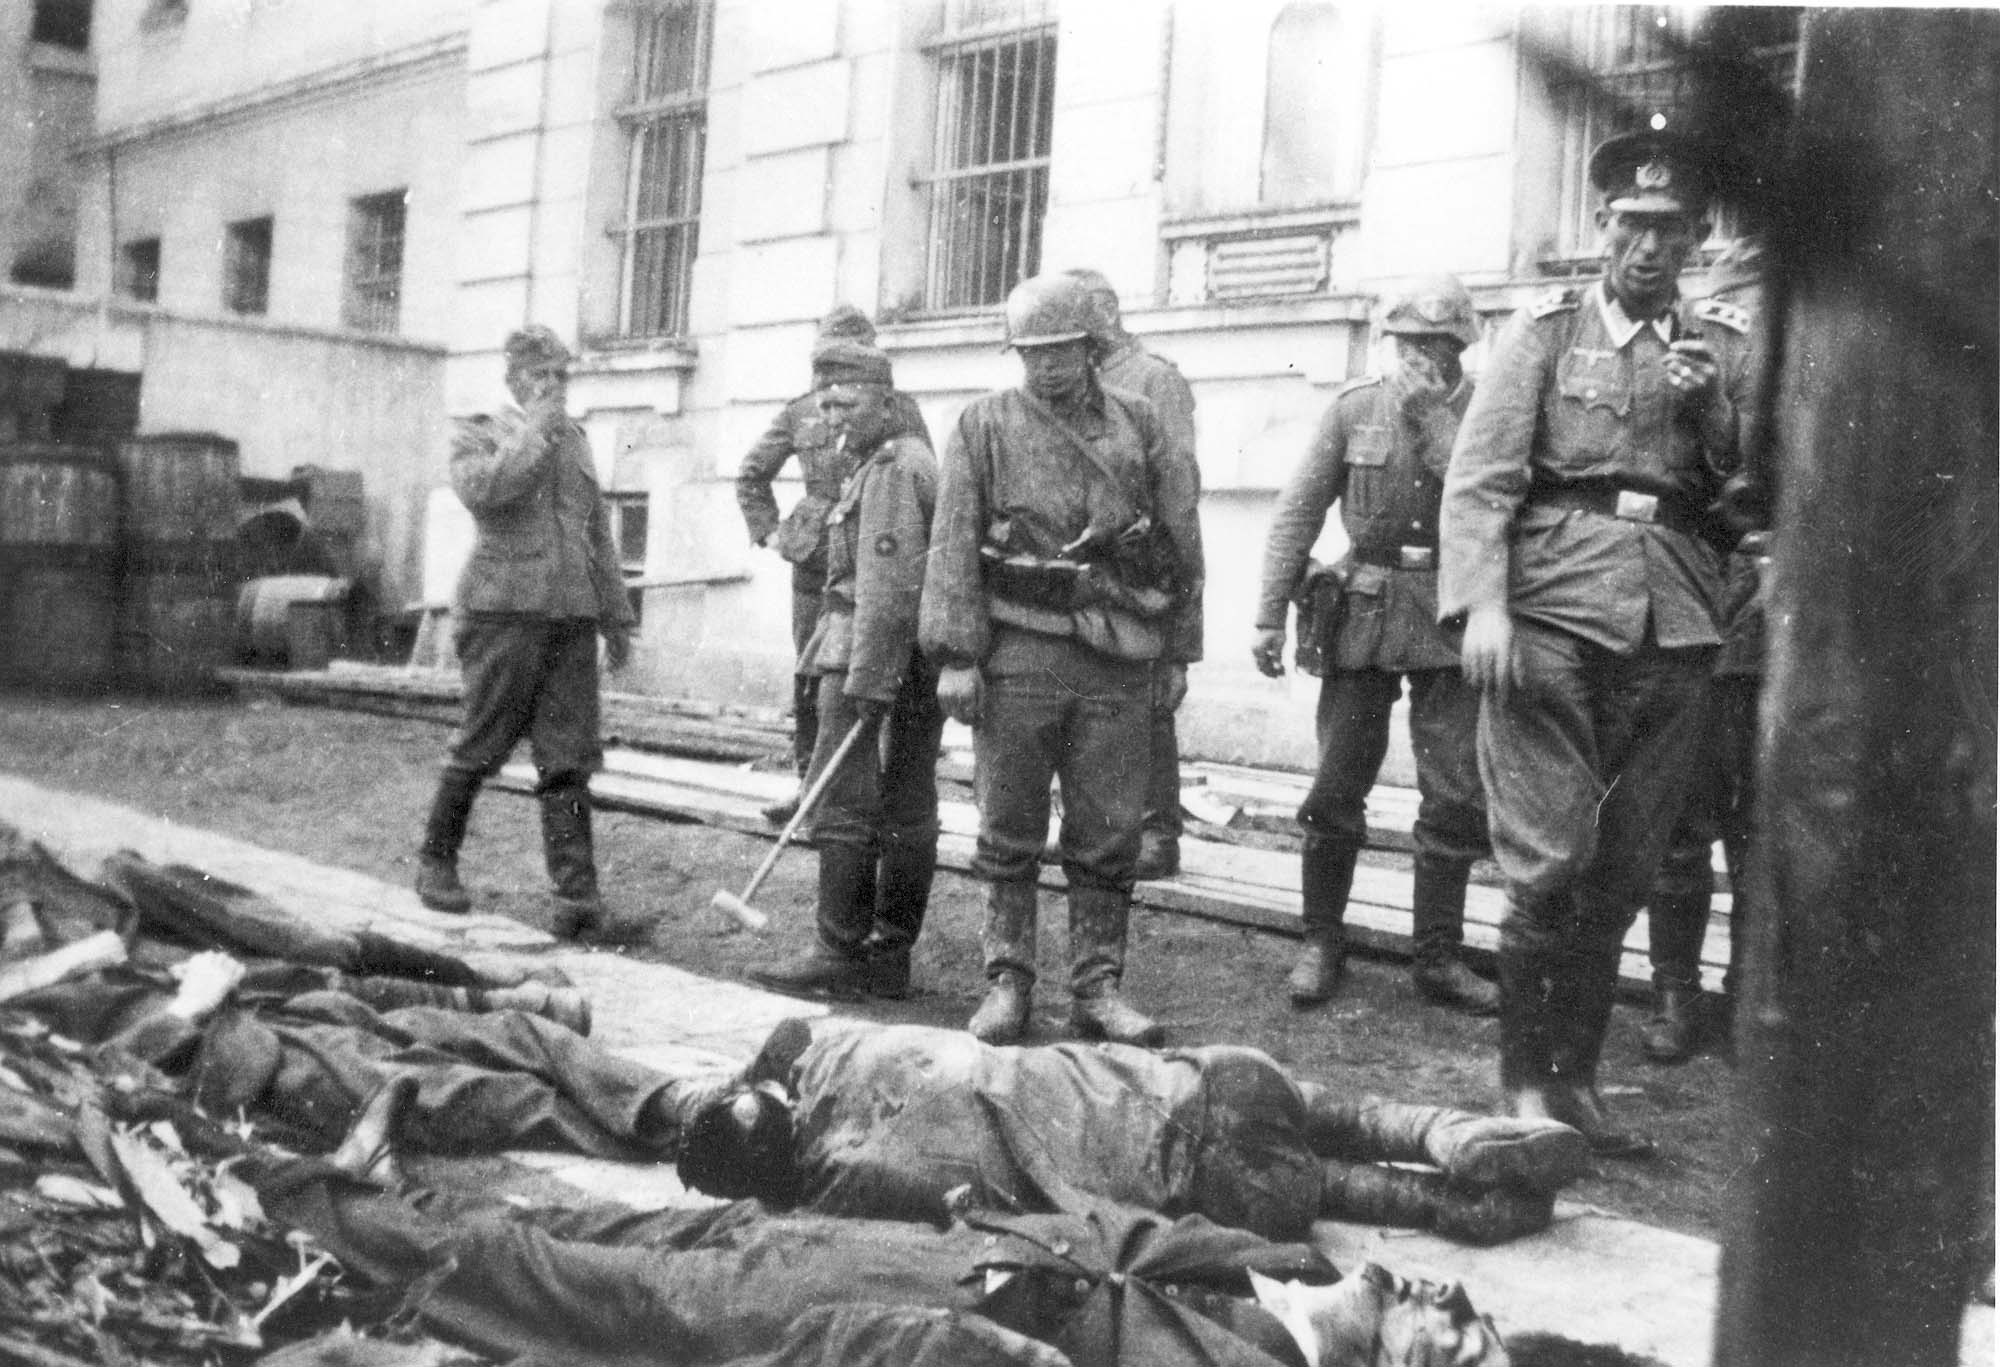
816, 304, 878, 344
1588, 130, 1712, 215
503, 324, 573, 369
812, 337, 894, 387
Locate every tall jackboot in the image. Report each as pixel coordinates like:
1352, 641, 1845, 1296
1289, 838, 1357, 1007
750, 844, 877, 999
1549, 931, 1656, 1158
969, 881, 1039, 1044
415, 769, 481, 913
1320, 1159, 1554, 1246
539, 783, 603, 939
1068, 886, 1165, 1047
1297, 1087, 1589, 1194
866, 828, 937, 998
1496, 925, 1563, 1125
1641, 886, 1710, 1063
1410, 855, 1500, 1015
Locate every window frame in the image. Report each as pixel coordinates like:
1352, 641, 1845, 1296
30, 0, 91, 51
342, 189, 406, 335
915, 0, 1058, 314
613, 0, 713, 341
223, 214, 274, 316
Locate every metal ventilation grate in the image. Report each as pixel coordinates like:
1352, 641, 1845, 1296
1206, 234, 1330, 300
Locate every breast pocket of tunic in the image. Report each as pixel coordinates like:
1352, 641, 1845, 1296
1552, 353, 1632, 474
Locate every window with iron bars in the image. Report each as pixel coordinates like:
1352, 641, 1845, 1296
616, 0, 712, 339
224, 216, 274, 316
343, 189, 406, 334
919, 0, 1057, 313
1546, 6, 1801, 265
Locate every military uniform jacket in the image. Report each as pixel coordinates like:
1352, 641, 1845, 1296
795, 429, 938, 703
738, 391, 931, 575
919, 383, 1205, 669
449, 403, 633, 625
1098, 337, 1198, 458
1256, 374, 1470, 674
1439, 281, 1753, 653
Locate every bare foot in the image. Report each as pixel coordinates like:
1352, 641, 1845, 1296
167, 951, 247, 1021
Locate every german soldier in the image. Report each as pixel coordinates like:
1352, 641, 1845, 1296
1066, 267, 1200, 883
750, 340, 944, 1000
1440, 132, 1754, 1156
413, 325, 635, 938
920, 272, 1205, 1047
736, 306, 930, 824
1253, 276, 1498, 1016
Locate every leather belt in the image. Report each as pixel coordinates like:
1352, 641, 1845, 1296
1529, 482, 1703, 539
1350, 544, 1437, 571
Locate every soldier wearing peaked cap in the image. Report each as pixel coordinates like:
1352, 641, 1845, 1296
1253, 275, 1498, 1018
1438, 131, 1755, 1157
414, 324, 637, 938
750, 341, 945, 1002
737, 307, 932, 824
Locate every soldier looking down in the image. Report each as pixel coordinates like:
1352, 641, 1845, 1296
919, 272, 1205, 1048
1440, 131, 1755, 1157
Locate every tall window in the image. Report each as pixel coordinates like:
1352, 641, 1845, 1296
118, 238, 161, 303
920, 0, 1057, 312
1548, 6, 1801, 259
343, 189, 406, 334
224, 216, 274, 315
1260, 3, 1345, 206
616, 0, 712, 339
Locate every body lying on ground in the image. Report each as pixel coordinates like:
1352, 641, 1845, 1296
677, 1016, 1590, 1246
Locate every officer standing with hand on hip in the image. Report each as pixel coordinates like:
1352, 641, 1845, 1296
920, 272, 1204, 1048
1439, 132, 1752, 1156
413, 325, 635, 939
1253, 276, 1497, 1016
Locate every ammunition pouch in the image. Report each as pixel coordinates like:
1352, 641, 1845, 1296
773, 494, 835, 566
981, 545, 1086, 613
1290, 557, 1349, 675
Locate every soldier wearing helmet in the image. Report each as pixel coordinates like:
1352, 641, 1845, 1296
1439, 131, 1754, 1158
1063, 268, 1202, 883
1252, 274, 1498, 1018
919, 271, 1205, 1048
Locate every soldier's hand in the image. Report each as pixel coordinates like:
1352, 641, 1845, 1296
936, 666, 984, 726
1665, 339, 1720, 410
1158, 663, 1189, 713
1388, 348, 1449, 415
603, 627, 632, 672
1459, 605, 1517, 699
1251, 628, 1287, 678
852, 696, 891, 726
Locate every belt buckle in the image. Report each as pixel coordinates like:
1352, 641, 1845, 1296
1397, 545, 1436, 570
1614, 490, 1661, 524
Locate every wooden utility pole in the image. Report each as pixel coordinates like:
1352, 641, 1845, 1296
1714, 10, 1997, 1366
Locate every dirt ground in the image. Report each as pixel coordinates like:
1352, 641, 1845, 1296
0, 690, 1753, 1240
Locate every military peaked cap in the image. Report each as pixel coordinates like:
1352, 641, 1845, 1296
1588, 130, 1714, 215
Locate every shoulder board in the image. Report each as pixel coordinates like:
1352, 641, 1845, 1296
1526, 288, 1581, 320
1334, 375, 1383, 398
1693, 297, 1753, 334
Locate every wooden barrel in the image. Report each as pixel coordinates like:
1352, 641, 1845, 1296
118, 433, 242, 690
0, 443, 119, 691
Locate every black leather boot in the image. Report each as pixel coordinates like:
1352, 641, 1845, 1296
970, 882, 1038, 1043
1549, 932, 1656, 1158
416, 769, 480, 913
1641, 885, 1710, 1062
539, 782, 603, 939
750, 844, 876, 999
866, 828, 937, 998
1069, 886, 1165, 1046
1320, 1158, 1555, 1246
1410, 854, 1500, 1014
1496, 922, 1564, 1125
1289, 837, 1357, 1006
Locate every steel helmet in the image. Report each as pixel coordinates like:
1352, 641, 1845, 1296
1379, 275, 1481, 349
1003, 273, 1092, 349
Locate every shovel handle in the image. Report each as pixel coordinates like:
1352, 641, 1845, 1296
724, 714, 878, 915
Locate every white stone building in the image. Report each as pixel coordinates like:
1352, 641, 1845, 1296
36, 0, 1798, 763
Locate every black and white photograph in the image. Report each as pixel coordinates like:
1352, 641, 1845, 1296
0, 2, 1990, 1365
